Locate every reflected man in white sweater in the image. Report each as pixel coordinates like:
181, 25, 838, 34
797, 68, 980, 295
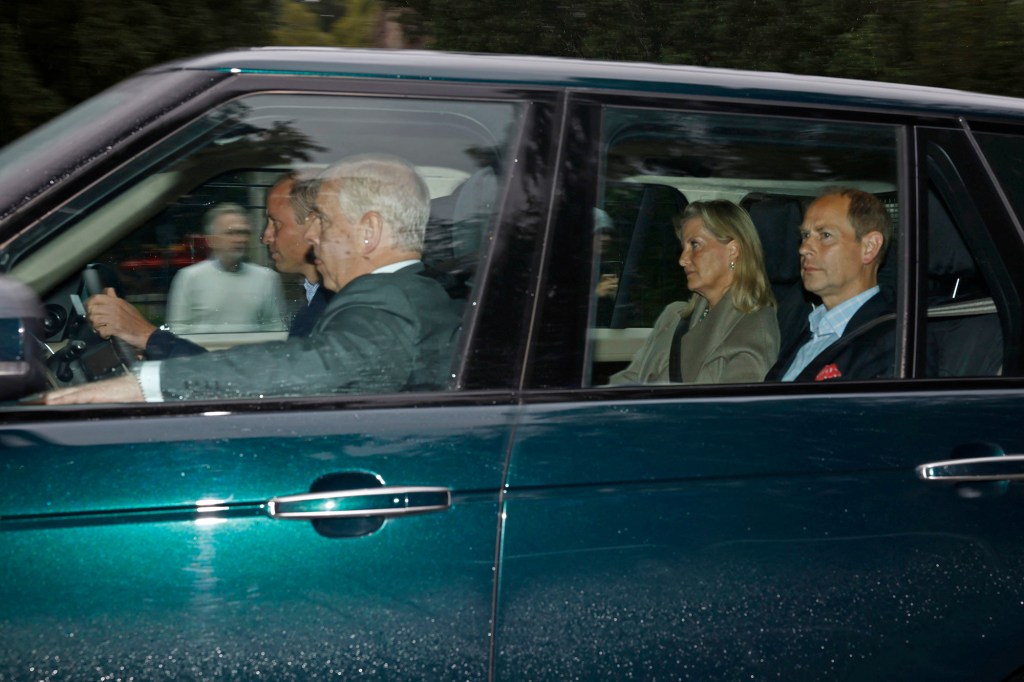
165, 203, 286, 334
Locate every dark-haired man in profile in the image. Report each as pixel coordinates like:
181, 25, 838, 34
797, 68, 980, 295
768, 187, 896, 382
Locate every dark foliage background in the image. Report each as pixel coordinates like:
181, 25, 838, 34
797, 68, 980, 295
4, 0, 1024, 147
394, 0, 1024, 93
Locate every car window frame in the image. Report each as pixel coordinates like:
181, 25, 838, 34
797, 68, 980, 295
0, 74, 566, 418
963, 119, 1024, 239
528, 90, 1005, 395
915, 124, 1024, 378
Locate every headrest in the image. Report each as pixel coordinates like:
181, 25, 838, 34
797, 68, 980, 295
747, 196, 803, 285
928, 191, 975, 277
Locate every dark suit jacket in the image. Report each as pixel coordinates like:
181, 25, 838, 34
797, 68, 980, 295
768, 290, 896, 382
288, 285, 332, 337
155, 263, 462, 400
146, 286, 333, 359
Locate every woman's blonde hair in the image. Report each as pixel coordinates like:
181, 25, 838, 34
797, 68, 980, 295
675, 200, 776, 313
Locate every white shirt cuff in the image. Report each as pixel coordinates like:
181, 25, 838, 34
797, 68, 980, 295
137, 361, 165, 403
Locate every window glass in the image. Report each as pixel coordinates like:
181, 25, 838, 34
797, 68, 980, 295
589, 107, 900, 386
923, 134, 1019, 378
12, 93, 523, 402
974, 131, 1024, 226
921, 187, 1004, 377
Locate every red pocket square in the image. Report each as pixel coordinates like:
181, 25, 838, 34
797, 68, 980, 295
815, 363, 842, 381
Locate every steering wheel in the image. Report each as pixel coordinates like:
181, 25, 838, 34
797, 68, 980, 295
44, 265, 137, 386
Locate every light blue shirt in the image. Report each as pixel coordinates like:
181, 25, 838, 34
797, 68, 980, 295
782, 286, 880, 382
302, 278, 320, 305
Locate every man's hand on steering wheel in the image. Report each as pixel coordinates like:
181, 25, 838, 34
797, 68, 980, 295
86, 287, 156, 353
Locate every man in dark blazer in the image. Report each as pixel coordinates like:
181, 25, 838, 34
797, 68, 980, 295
86, 173, 331, 357
768, 188, 895, 382
47, 154, 462, 403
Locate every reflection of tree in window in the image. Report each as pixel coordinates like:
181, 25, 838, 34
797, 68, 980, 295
181, 117, 328, 172
604, 112, 896, 183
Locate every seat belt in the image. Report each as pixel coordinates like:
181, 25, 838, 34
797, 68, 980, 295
668, 317, 688, 383
802, 312, 897, 377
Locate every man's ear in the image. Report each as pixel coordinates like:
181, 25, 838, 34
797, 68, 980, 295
360, 211, 384, 253
861, 231, 884, 265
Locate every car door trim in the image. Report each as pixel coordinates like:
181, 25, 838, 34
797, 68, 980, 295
916, 454, 1024, 481
267, 486, 452, 520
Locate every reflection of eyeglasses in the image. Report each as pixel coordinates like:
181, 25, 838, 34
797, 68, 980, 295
221, 227, 252, 237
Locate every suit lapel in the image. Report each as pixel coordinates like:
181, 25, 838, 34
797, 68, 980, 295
679, 293, 743, 382
794, 290, 893, 381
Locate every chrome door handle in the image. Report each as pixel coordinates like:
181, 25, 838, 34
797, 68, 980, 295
267, 486, 451, 520
916, 455, 1024, 482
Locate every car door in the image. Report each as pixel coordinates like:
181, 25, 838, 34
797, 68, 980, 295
0, 69, 561, 679
494, 95, 1024, 679
1, 406, 513, 678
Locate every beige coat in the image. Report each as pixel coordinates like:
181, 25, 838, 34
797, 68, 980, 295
609, 291, 780, 385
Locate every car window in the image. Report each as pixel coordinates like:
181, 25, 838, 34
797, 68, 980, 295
974, 130, 1024, 226
587, 106, 901, 386
923, 134, 1023, 378
9, 92, 524, 401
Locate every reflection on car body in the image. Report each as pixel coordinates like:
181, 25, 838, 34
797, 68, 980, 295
1, 48, 1024, 679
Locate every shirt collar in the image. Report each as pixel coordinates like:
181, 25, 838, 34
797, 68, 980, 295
372, 259, 420, 274
809, 286, 880, 338
211, 257, 244, 273
302, 278, 319, 305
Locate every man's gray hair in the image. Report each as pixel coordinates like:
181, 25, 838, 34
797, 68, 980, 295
203, 202, 250, 235
319, 154, 431, 252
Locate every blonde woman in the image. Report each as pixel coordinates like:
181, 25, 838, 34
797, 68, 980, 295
610, 200, 780, 385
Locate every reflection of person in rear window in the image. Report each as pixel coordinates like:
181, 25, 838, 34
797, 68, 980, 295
609, 200, 779, 385
593, 208, 620, 328
164, 203, 286, 334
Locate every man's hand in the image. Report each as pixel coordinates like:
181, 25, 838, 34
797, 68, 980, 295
87, 287, 157, 350
44, 374, 144, 405
596, 273, 619, 299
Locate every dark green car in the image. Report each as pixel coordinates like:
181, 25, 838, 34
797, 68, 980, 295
2, 48, 1024, 680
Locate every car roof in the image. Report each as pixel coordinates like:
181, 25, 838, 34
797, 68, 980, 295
5, 47, 1024, 239
161, 47, 1024, 122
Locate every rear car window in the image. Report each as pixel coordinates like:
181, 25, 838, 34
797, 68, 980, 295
588, 106, 900, 386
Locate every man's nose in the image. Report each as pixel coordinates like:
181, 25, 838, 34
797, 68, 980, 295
798, 236, 813, 256
261, 226, 272, 245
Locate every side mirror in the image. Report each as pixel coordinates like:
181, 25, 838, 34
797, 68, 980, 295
0, 276, 47, 401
